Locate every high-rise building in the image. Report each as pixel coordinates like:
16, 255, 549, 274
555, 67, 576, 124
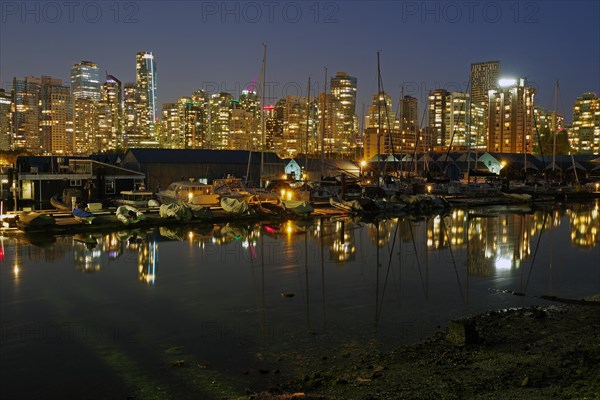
470, 61, 500, 106
0, 89, 12, 151
487, 78, 535, 153
571, 92, 600, 155
191, 89, 209, 148
135, 51, 158, 137
208, 92, 233, 149
428, 89, 448, 148
396, 95, 419, 152
534, 106, 564, 134
330, 71, 358, 148
37, 76, 72, 154
265, 102, 284, 153
161, 102, 181, 148
123, 82, 140, 144
12, 76, 41, 152
363, 92, 399, 160
73, 97, 98, 155
71, 61, 101, 101
470, 61, 500, 142
230, 107, 256, 151
98, 74, 123, 151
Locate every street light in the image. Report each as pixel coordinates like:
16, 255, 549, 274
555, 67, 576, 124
360, 160, 367, 177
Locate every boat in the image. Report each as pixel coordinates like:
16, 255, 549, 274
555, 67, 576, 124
17, 212, 56, 230
501, 192, 533, 202
116, 205, 146, 225
159, 203, 211, 222
72, 207, 96, 224
50, 188, 82, 211
213, 177, 253, 202
280, 200, 314, 217
220, 197, 249, 214
157, 181, 220, 206
116, 190, 159, 208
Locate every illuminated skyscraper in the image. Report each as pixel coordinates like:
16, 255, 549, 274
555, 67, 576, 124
73, 97, 98, 155
364, 92, 400, 159
12, 76, 41, 152
487, 78, 535, 153
330, 72, 358, 150
396, 95, 419, 152
0, 89, 12, 150
135, 51, 158, 137
98, 74, 123, 150
470, 61, 500, 142
571, 92, 600, 154
71, 61, 101, 101
208, 92, 233, 149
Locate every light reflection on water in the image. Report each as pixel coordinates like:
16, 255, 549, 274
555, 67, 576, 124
1, 202, 599, 398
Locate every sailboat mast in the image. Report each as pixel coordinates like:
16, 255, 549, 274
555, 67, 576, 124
552, 80, 559, 174
260, 43, 267, 187
320, 67, 327, 182
376, 51, 382, 181
305, 76, 311, 178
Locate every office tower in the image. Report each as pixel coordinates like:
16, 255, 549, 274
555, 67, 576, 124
487, 78, 535, 153
470, 61, 500, 142
365, 92, 395, 129
571, 92, 600, 154
71, 61, 101, 101
98, 74, 123, 151
330, 71, 358, 149
208, 92, 233, 149
135, 51, 158, 137
123, 82, 140, 144
230, 106, 256, 151
0, 89, 12, 150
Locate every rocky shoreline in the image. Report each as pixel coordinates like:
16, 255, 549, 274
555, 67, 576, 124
249, 296, 600, 400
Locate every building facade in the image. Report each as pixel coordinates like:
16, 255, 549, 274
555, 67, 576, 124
135, 52, 158, 138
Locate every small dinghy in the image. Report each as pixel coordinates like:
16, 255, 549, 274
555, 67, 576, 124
220, 197, 249, 214
280, 200, 314, 217
116, 205, 146, 225
72, 207, 96, 224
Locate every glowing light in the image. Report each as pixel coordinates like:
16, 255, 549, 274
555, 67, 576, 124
188, 192, 193, 201
495, 257, 512, 270
498, 78, 517, 87
360, 160, 367, 167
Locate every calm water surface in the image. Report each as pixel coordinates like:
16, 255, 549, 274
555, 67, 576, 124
1, 202, 599, 399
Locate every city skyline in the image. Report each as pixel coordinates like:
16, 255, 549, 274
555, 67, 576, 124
1, 1, 599, 125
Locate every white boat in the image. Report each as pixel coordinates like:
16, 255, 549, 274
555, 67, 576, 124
220, 197, 249, 214
116, 205, 146, 225
117, 190, 158, 208
213, 177, 253, 202
157, 181, 220, 206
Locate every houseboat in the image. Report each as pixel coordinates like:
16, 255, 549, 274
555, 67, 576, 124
157, 181, 220, 206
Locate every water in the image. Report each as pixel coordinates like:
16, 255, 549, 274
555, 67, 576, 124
1, 202, 599, 399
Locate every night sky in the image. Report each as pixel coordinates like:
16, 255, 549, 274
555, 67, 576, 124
1, 0, 599, 124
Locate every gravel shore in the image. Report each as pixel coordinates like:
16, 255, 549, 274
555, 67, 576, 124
249, 296, 600, 400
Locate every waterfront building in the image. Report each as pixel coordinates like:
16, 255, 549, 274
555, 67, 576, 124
571, 92, 600, 155
487, 78, 535, 154
71, 61, 101, 101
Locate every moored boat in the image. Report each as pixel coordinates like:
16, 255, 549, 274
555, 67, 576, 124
116, 205, 146, 225
72, 207, 96, 224
220, 197, 249, 214
157, 181, 220, 206
117, 190, 159, 208
280, 200, 314, 217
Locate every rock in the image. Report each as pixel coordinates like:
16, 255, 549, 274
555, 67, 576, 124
446, 320, 479, 346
